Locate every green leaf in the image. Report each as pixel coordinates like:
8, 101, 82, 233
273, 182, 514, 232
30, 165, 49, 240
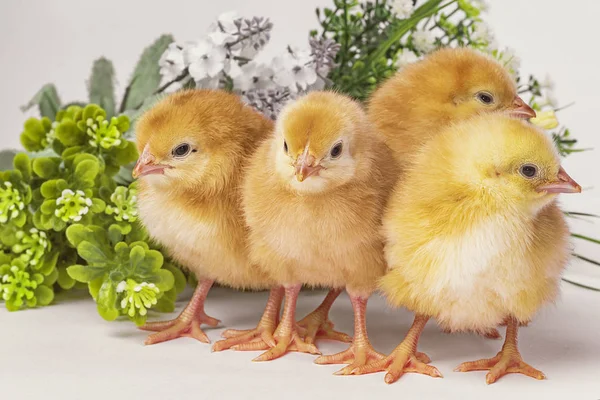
13, 153, 31, 181
67, 264, 105, 283
55, 120, 85, 147
115, 141, 139, 166
21, 84, 61, 119
89, 57, 116, 118
91, 198, 106, 213
57, 266, 76, 289
74, 159, 100, 183
120, 34, 174, 112
32, 157, 60, 179
43, 266, 59, 286
0, 149, 18, 171
89, 277, 103, 299
97, 279, 119, 321
35, 285, 54, 306
77, 240, 109, 265
164, 263, 187, 294
148, 268, 175, 292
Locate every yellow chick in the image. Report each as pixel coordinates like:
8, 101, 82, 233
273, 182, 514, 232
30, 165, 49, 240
368, 47, 536, 168
352, 114, 581, 384
241, 91, 397, 372
133, 89, 277, 345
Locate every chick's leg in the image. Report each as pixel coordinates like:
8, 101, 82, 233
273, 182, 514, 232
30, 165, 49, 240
297, 288, 352, 344
212, 286, 284, 352
351, 314, 442, 384
455, 317, 545, 384
140, 279, 220, 345
253, 284, 321, 361
314, 294, 385, 375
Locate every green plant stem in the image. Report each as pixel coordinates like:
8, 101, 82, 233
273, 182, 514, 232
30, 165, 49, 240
154, 68, 189, 95
572, 233, 600, 245
562, 277, 600, 292
574, 253, 600, 267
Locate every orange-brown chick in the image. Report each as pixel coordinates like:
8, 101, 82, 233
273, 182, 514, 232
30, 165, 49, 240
242, 91, 397, 370
368, 47, 536, 167
353, 115, 581, 384
133, 89, 274, 345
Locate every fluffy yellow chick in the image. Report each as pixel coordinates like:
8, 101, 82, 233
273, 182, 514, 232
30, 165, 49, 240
369, 47, 536, 168
133, 89, 276, 345
352, 115, 581, 384
241, 91, 397, 372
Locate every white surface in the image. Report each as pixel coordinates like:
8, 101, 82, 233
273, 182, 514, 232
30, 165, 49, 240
2, 284, 599, 399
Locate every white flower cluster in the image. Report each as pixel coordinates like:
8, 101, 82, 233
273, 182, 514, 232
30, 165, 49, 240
391, 0, 414, 20
158, 12, 339, 119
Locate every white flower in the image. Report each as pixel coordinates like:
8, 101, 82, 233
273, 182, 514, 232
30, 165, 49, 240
195, 75, 223, 89
411, 29, 435, 53
472, 22, 494, 44
159, 43, 186, 83
231, 62, 275, 91
471, 0, 489, 12
184, 38, 229, 82
495, 47, 521, 75
395, 49, 420, 68
216, 11, 240, 34
392, 0, 414, 19
541, 74, 555, 90
272, 47, 318, 93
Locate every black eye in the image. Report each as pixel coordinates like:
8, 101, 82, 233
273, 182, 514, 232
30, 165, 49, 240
477, 92, 494, 105
173, 143, 191, 157
330, 142, 343, 159
519, 164, 538, 178
283, 140, 288, 154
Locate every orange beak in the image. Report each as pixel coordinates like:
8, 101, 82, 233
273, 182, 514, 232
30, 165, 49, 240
132, 145, 170, 179
510, 95, 536, 119
295, 153, 323, 182
537, 167, 582, 194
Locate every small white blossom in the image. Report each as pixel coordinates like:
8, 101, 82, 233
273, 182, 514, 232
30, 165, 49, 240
231, 62, 275, 91
395, 49, 420, 68
495, 47, 521, 76
411, 29, 435, 53
471, 0, 489, 12
184, 38, 229, 83
216, 11, 241, 34
272, 47, 318, 93
472, 22, 494, 44
392, 0, 414, 19
159, 43, 186, 84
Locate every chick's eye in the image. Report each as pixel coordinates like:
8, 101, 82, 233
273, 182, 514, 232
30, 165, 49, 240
476, 92, 494, 105
330, 142, 343, 159
283, 140, 288, 154
172, 143, 191, 157
519, 164, 538, 178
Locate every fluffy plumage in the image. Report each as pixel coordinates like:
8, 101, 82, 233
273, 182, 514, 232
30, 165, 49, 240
133, 89, 274, 344
368, 47, 536, 167
353, 114, 580, 384
242, 91, 397, 366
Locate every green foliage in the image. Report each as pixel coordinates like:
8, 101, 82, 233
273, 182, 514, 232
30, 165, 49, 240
89, 58, 117, 118
120, 34, 174, 112
65, 224, 181, 325
21, 84, 61, 120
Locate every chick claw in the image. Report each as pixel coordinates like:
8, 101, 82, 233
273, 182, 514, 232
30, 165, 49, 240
314, 343, 387, 375
253, 331, 321, 362
350, 349, 442, 384
140, 312, 220, 345
297, 315, 352, 345
212, 324, 277, 352
454, 350, 545, 384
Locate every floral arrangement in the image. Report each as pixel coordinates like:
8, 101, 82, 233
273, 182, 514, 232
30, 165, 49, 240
1, 0, 597, 321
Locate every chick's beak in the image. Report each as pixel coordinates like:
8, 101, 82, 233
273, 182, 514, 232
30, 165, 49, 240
537, 167, 582, 194
510, 96, 536, 119
295, 154, 323, 182
132, 145, 170, 179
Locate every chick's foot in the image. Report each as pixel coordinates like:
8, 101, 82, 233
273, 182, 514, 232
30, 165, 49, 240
253, 284, 321, 361
297, 288, 352, 344
454, 317, 545, 384
140, 279, 220, 345
315, 295, 383, 375
350, 314, 442, 384
212, 286, 284, 352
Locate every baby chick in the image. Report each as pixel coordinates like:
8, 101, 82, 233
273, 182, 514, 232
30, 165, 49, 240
133, 89, 276, 345
369, 47, 536, 167
242, 91, 397, 372
352, 115, 581, 384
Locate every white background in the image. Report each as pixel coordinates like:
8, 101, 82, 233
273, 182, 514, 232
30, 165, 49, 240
0, 1, 599, 399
